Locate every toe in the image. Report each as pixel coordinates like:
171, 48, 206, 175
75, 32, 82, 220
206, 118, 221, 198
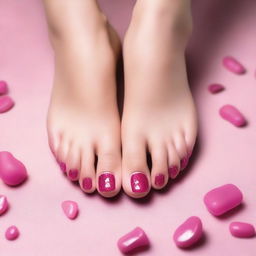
96, 145, 121, 198
79, 145, 96, 193
47, 128, 60, 158
148, 140, 168, 190
167, 141, 181, 179
122, 137, 151, 198
66, 143, 81, 181
173, 132, 189, 171
56, 136, 70, 173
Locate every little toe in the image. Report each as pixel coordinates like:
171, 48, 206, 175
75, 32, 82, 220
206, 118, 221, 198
122, 139, 151, 198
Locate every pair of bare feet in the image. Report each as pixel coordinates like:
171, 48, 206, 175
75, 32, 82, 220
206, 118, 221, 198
44, 0, 197, 198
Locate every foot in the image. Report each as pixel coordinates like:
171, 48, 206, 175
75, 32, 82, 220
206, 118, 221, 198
122, 0, 197, 198
45, 1, 122, 197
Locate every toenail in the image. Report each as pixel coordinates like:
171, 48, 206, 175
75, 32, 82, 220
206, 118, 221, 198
154, 174, 165, 187
168, 166, 179, 179
181, 157, 189, 170
98, 172, 115, 192
59, 162, 66, 172
68, 169, 78, 180
82, 177, 92, 190
131, 172, 149, 193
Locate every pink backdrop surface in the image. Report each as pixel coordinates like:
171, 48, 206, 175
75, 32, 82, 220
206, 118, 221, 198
0, 0, 256, 255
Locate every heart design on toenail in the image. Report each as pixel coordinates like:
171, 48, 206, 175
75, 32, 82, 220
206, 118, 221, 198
131, 172, 149, 193
98, 172, 115, 192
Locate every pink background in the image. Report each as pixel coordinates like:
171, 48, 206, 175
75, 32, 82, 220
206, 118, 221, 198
0, 0, 256, 255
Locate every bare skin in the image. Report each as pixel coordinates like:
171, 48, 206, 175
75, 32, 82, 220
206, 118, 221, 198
122, 0, 197, 198
44, 0, 122, 197
44, 0, 197, 199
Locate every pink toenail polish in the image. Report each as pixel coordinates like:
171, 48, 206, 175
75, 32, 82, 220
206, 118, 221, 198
131, 172, 149, 193
59, 162, 66, 172
155, 174, 165, 187
82, 177, 92, 190
68, 169, 78, 180
181, 157, 189, 170
168, 166, 179, 179
98, 172, 115, 192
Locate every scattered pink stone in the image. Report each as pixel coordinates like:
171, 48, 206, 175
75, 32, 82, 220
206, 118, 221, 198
230, 222, 255, 238
61, 200, 79, 220
0, 96, 14, 113
0, 151, 28, 186
0, 195, 9, 215
117, 227, 150, 254
5, 225, 19, 240
204, 184, 243, 216
173, 216, 203, 248
208, 83, 225, 94
219, 104, 246, 127
0, 81, 8, 94
223, 56, 246, 74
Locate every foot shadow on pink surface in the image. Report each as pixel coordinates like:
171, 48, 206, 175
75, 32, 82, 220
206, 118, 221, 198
187, 0, 256, 88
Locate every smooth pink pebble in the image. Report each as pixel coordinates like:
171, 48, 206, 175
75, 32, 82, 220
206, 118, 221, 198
5, 225, 19, 240
117, 227, 150, 254
219, 104, 246, 127
173, 216, 203, 248
208, 83, 225, 94
0, 81, 8, 94
230, 222, 255, 238
0, 195, 8, 215
0, 151, 28, 186
0, 96, 14, 113
61, 200, 79, 220
204, 184, 243, 216
223, 56, 246, 74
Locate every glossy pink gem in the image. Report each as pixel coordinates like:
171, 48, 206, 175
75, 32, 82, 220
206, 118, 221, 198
0, 195, 8, 215
117, 227, 150, 254
0, 96, 14, 113
0, 151, 28, 186
61, 200, 79, 220
204, 184, 243, 216
229, 222, 255, 238
219, 105, 246, 127
208, 83, 225, 94
173, 216, 203, 248
0, 81, 8, 94
5, 225, 19, 240
223, 56, 246, 74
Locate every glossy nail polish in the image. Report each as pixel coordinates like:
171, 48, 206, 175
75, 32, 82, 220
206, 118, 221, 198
131, 172, 149, 193
68, 169, 78, 180
168, 166, 179, 179
59, 162, 66, 172
82, 177, 92, 190
155, 174, 165, 187
98, 172, 115, 192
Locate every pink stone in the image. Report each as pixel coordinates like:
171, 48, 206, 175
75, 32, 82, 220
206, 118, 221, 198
5, 225, 19, 240
229, 222, 255, 238
208, 84, 225, 94
219, 105, 246, 127
223, 56, 246, 74
0, 151, 28, 186
173, 216, 203, 248
204, 184, 243, 216
0, 195, 9, 215
0, 96, 14, 113
61, 200, 79, 220
117, 227, 150, 254
0, 81, 8, 94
